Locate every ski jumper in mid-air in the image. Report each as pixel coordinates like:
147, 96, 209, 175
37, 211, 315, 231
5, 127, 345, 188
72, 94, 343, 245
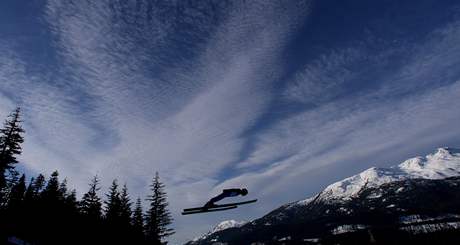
204, 188, 248, 208
182, 188, 256, 215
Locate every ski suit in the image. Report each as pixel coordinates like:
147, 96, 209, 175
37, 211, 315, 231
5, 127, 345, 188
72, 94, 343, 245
205, 188, 247, 207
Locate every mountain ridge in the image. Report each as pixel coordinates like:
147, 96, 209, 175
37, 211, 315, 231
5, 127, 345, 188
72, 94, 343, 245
309, 147, 460, 202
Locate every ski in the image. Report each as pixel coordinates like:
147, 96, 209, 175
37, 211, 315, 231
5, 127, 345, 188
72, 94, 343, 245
181, 206, 237, 215
183, 199, 257, 212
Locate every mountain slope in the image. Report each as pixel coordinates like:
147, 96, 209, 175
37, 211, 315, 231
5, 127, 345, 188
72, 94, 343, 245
187, 147, 460, 244
190, 220, 247, 243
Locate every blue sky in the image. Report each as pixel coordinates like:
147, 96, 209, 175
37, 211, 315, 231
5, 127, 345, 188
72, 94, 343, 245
2, 0, 460, 243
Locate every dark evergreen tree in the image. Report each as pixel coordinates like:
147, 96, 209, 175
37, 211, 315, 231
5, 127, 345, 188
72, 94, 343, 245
21, 177, 37, 241
105, 179, 121, 222
32, 174, 46, 194
78, 176, 103, 245
42, 171, 61, 202
1, 169, 20, 207
132, 197, 145, 243
145, 172, 174, 244
36, 171, 65, 244
80, 175, 102, 219
133, 197, 144, 229
65, 189, 78, 210
0, 108, 25, 201
2, 174, 26, 241
8, 174, 44, 243
6, 174, 26, 210
23, 177, 35, 203
104, 181, 134, 243
120, 183, 132, 226
59, 188, 79, 245
58, 178, 68, 200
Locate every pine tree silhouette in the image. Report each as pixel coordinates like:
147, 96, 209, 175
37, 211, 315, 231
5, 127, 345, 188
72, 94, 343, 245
78, 175, 103, 244
104, 179, 123, 244
32, 174, 46, 194
105, 179, 121, 222
120, 183, 132, 227
58, 178, 68, 200
133, 197, 146, 244
0, 108, 25, 204
7, 174, 26, 210
23, 177, 35, 203
133, 197, 144, 230
66, 190, 79, 218
80, 175, 103, 219
40, 171, 70, 244
42, 171, 61, 203
62, 188, 80, 245
145, 172, 174, 244
3, 174, 26, 241
65, 189, 78, 211
21, 177, 37, 241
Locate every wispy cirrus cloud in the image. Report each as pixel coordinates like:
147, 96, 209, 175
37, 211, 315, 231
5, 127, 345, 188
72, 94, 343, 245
3, 0, 310, 242
218, 18, 460, 215
2, 1, 460, 243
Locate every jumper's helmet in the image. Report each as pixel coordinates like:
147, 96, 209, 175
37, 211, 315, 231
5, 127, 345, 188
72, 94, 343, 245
241, 188, 248, 196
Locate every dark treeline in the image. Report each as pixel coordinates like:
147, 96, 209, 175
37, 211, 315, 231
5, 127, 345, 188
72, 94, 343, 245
0, 108, 174, 245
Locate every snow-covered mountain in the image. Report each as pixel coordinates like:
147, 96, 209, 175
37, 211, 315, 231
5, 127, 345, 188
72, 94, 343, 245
317, 147, 460, 201
187, 147, 460, 244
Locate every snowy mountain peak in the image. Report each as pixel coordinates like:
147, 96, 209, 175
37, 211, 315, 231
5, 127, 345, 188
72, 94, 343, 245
430, 147, 460, 159
434, 147, 452, 156
398, 157, 425, 171
399, 147, 460, 178
318, 147, 460, 201
212, 220, 247, 233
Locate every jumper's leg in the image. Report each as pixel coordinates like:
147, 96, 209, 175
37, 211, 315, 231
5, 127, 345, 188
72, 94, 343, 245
204, 193, 228, 207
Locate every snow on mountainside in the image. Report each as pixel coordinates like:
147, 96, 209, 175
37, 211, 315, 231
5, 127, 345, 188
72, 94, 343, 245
191, 220, 247, 242
317, 147, 460, 201
211, 220, 247, 233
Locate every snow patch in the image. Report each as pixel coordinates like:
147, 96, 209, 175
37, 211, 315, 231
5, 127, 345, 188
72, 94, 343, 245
212, 220, 247, 233
192, 220, 247, 242
278, 236, 291, 241
367, 192, 382, 199
332, 224, 368, 235
284, 196, 314, 209
296, 196, 314, 206
400, 222, 460, 234
400, 214, 460, 225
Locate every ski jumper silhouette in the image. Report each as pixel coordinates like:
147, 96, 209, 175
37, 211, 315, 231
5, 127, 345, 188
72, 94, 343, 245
204, 188, 248, 208
182, 188, 256, 215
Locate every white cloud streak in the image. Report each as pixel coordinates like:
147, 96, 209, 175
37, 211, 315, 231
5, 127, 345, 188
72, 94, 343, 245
2, 1, 309, 242
1, 1, 460, 243
217, 19, 460, 217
